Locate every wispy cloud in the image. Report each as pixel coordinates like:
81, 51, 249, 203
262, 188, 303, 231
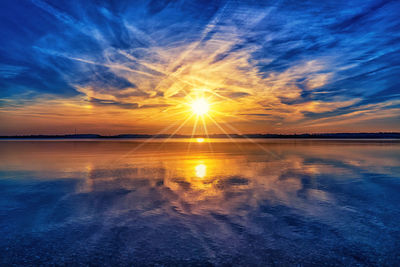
0, 0, 399, 134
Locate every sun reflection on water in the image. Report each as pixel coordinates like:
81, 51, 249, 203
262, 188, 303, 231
195, 164, 206, 178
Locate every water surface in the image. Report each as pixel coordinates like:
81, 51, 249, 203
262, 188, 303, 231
1, 139, 399, 265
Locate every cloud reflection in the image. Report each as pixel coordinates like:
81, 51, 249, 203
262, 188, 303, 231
0, 140, 399, 264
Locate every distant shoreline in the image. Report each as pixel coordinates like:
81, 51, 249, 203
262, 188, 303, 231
1, 133, 399, 139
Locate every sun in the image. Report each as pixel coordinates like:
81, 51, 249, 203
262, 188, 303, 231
191, 98, 209, 116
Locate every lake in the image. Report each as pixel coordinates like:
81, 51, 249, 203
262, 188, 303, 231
0, 139, 399, 265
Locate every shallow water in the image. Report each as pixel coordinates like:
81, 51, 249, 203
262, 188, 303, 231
0, 139, 399, 266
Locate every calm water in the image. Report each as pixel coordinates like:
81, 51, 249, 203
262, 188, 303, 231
0, 139, 399, 266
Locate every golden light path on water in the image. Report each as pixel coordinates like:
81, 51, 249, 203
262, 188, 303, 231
195, 164, 206, 178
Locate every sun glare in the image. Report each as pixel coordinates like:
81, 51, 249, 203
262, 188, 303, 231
191, 98, 209, 116
196, 137, 204, 143
195, 164, 207, 178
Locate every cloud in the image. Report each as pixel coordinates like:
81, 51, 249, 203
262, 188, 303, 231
0, 0, 399, 133
0, 64, 28, 79
87, 97, 171, 110
330, 0, 394, 32
88, 98, 140, 110
215, 90, 251, 99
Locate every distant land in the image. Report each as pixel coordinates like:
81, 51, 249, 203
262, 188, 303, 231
1, 133, 399, 139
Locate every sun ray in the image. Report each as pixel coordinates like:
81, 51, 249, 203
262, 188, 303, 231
215, 116, 280, 159
205, 114, 244, 151
105, 117, 185, 166
187, 115, 200, 152
211, 109, 253, 122
159, 113, 195, 146
202, 88, 240, 103
200, 115, 214, 153
129, 103, 190, 125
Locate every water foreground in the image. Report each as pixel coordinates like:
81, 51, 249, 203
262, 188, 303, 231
0, 139, 399, 266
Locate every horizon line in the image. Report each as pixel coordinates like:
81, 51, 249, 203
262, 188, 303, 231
1, 132, 399, 139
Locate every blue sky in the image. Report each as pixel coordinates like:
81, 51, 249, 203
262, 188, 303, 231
0, 0, 399, 134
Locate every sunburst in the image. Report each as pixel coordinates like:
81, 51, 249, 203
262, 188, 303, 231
112, 87, 276, 162
191, 98, 210, 116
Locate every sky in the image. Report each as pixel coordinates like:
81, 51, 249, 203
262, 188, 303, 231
0, 0, 399, 135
